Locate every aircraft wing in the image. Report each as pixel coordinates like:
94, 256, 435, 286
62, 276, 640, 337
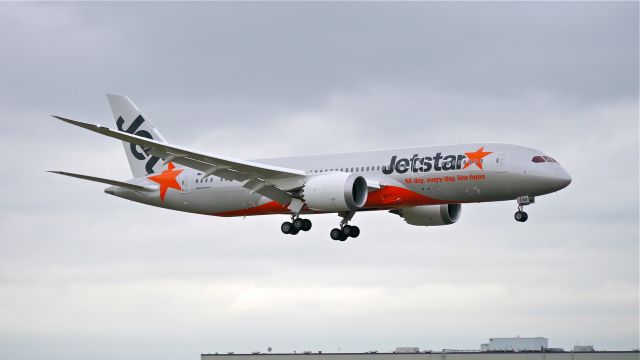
52, 116, 305, 205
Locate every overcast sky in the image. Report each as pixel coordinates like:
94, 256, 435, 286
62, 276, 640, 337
0, 2, 638, 360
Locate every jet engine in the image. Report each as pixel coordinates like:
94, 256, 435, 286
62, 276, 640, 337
392, 204, 462, 226
302, 172, 368, 212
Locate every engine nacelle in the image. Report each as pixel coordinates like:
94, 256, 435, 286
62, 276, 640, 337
393, 204, 462, 226
303, 173, 368, 212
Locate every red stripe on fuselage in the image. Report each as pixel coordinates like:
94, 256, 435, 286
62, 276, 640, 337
364, 185, 450, 207
212, 201, 290, 217
210, 186, 449, 217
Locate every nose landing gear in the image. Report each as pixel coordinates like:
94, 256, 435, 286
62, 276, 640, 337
514, 195, 534, 222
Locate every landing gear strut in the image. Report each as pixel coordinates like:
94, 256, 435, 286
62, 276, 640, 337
514, 195, 534, 223
330, 211, 360, 241
281, 215, 312, 235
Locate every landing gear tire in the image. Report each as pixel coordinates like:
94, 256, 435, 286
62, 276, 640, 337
281, 221, 293, 234
330, 228, 344, 241
514, 211, 528, 222
302, 219, 312, 231
290, 227, 300, 235
292, 218, 312, 232
350, 226, 360, 238
293, 218, 305, 231
342, 225, 360, 238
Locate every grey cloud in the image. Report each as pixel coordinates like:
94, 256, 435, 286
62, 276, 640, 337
0, 2, 637, 360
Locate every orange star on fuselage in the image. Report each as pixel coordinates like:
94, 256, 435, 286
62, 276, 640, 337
147, 162, 183, 202
463, 147, 493, 170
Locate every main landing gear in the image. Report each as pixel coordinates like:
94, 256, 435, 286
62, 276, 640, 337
514, 195, 535, 223
280, 211, 360, 241
330, 211, 360, 242
281, 216, 312, 235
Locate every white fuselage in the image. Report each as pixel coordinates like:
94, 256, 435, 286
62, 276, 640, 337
107, 143, 572, 217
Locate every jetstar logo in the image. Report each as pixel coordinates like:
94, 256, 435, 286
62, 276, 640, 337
148, 162, 183, 202
381, 147, 493, 175
117, 115, 160, 175
462, 147, 492, 170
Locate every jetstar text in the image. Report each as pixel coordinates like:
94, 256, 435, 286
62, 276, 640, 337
382, 153, 467, 175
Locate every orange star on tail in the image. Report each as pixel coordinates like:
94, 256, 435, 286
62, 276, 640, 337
463, 147, 493, 170
147, 162, 184, 202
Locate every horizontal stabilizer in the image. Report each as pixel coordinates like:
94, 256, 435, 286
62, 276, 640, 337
47, 171, 156, 192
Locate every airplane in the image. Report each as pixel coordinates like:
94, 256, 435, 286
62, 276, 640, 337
50, 94, 572, 241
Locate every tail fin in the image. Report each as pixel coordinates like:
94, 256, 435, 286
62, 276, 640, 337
106, 94, 166, 177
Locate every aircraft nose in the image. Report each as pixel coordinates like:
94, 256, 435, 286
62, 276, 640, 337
555, 167, 572, 190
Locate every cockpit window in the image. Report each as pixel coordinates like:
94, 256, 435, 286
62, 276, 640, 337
543, 156, 557, 163
532, 156, 545, 163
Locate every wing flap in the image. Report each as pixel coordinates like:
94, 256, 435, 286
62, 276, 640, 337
168, 154, 294, 204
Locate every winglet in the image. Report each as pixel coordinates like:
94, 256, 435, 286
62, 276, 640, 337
52, 115, 104, 130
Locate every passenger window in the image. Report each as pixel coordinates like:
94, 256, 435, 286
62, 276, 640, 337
532, 156, 545, 163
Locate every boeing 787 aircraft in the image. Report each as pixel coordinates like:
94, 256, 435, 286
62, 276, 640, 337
51, 95, 571, 241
